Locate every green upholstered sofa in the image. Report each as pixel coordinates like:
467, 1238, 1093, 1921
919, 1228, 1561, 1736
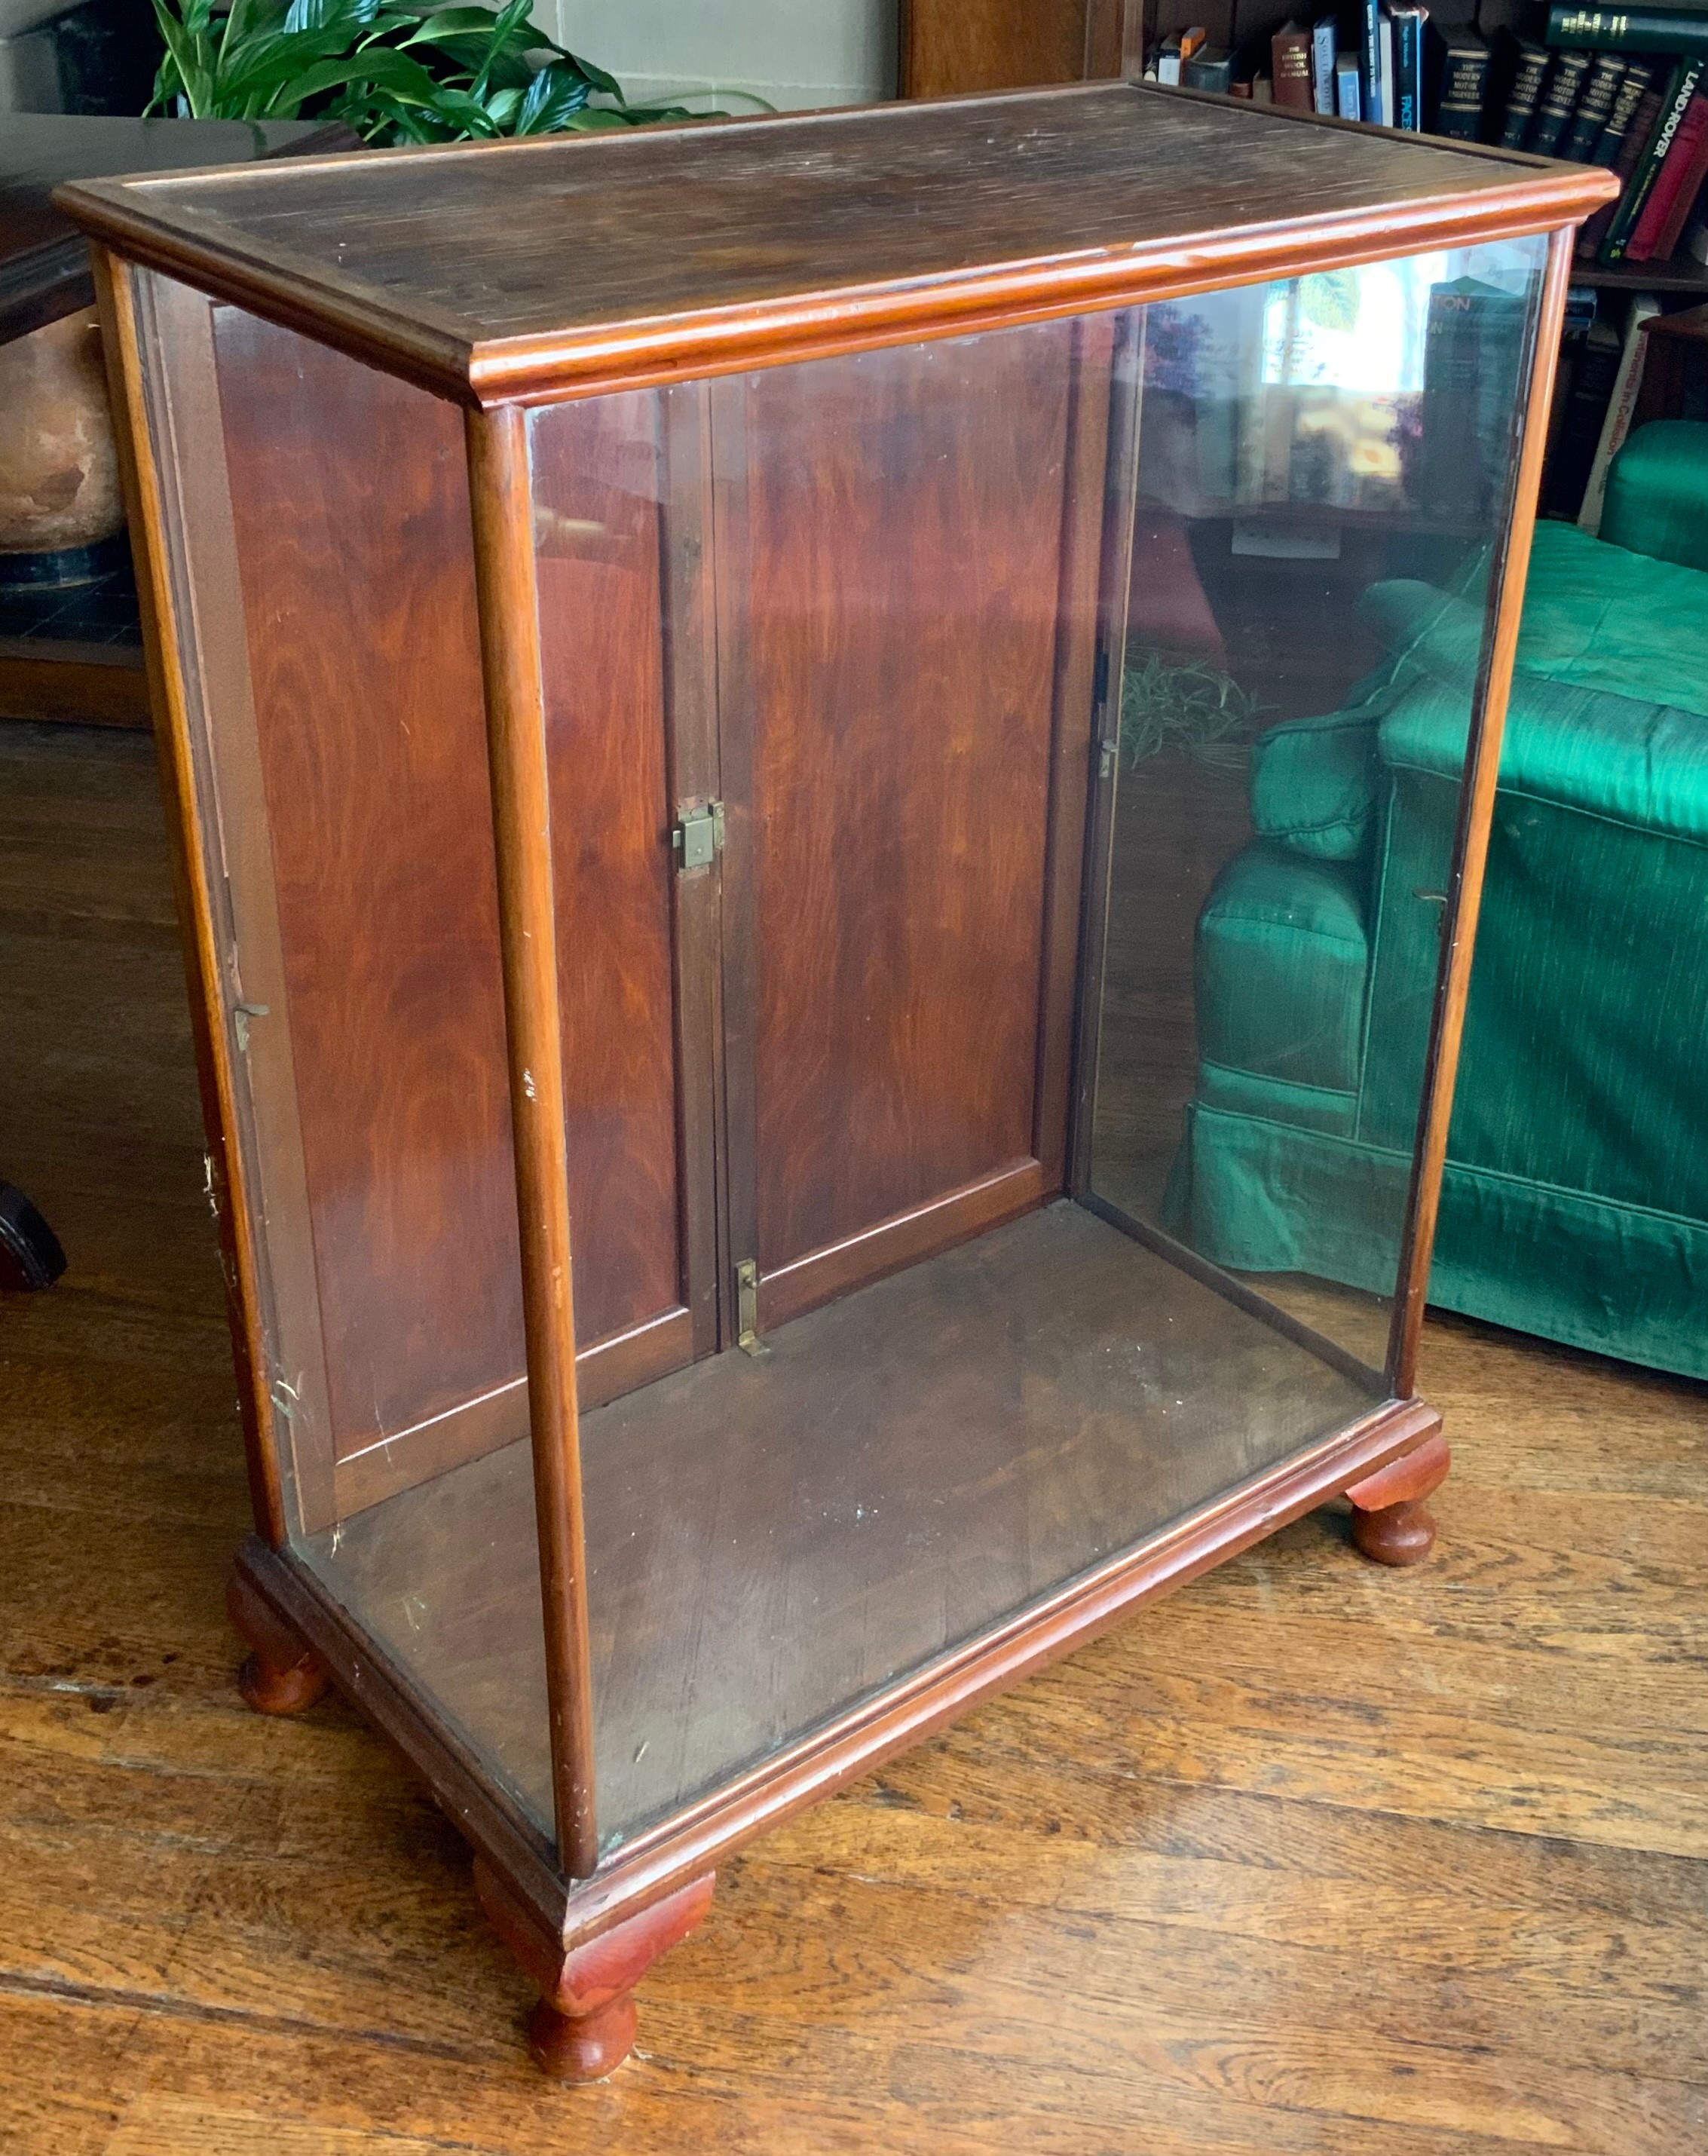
1168, 421, 1708, 1379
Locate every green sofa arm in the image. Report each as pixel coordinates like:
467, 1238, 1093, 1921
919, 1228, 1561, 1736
1600, 419, 1708, 574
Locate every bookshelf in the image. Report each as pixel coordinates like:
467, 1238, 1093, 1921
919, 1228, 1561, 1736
1581, 258, 1708, 290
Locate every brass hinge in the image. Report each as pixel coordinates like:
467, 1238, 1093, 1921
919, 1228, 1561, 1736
672, 801, 725, 871
735, 1258, 769, 1357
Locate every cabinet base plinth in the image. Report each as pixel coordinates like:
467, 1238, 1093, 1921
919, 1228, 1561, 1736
1345, 1432, 1450, 1568
228, 1567, 327, 1715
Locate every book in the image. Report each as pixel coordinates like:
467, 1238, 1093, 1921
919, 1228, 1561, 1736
1527, 51, 1593, 155
1336, 47, 1364, 116
1579, 294, 1661, 531
1546, 316, 1623, 518
1633, 84, 1708, 253
1497, 39, 1552, 149
1379, 12, 1395, 124
1156, 37, 1183, 85
1360, 0, 1384, 133
1602, 57, 1707, 260
1576, 67, 1665, 255
1312, 13, 1339, 113
1547, 5, 1708, 57
1560, 53, 1627, 158
1272, 20, 1316, 109
1390, 3, 1426, 128
1183, 44, 1237, 91
1252, 71, 1275, 101
1428, 26, 1489, 141
1595, 58, 1659, 163
1180, 24, 1209, 60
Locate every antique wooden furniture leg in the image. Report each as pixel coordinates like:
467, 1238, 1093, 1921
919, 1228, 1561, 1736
476, 1861, 716, 2081
227, 1567, 328, 1715
1345, 1432, 1451, 1567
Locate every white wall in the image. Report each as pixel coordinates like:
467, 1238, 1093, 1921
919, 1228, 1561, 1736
554, 0, 896, 113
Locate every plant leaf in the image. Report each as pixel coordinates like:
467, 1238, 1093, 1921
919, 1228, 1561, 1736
513, 60, 589, 131
148, 0, 216, 114
564, 48, 621, 98
280, 43, 445, 103
557, 105, 634, 130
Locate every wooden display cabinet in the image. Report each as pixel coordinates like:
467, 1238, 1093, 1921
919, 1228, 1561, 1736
61, 87, 1612, 2079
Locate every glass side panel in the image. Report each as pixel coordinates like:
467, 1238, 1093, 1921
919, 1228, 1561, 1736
1089, 238, 1547, 1374
185, 295, 550, 1839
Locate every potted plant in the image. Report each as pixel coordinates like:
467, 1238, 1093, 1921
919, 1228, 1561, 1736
146, 0, 710, 141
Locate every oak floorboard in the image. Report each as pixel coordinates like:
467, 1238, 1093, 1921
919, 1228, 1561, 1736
2, 717, 1704, 2153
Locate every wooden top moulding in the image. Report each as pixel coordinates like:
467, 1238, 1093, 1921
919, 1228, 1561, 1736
57, 82, 1616, 408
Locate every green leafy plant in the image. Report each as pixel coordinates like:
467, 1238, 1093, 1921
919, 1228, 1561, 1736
1119, 651, 1269, 775
147, 0, 703, 144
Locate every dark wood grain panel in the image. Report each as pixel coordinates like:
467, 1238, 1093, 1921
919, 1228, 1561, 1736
718, 324, 1077, 1282
212, 316, 690, 1497
57, 89, 1615, 406
531, 390, 681, 1346
212, 308, 523, 1468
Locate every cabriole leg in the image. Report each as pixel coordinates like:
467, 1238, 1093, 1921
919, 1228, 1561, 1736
227, 1566, 327, 1715
476, 1861, 715, 2083
1345, 1432, 1451, 1567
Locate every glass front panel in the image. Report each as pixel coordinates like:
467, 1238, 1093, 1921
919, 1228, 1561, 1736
183, 242, 1544, 1867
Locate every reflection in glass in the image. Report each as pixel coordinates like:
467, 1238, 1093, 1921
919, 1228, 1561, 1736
1088, 240, 1546, 1374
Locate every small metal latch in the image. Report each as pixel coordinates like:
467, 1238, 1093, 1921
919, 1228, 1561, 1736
672, 801, 725, 871
735, 1258, 768, 1357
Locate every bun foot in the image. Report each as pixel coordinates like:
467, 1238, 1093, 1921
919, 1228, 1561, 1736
1345, 1431, 1450, 1569
228, 1566, 326, 1715
1351, 1497, 1436, 1566
477, 1860, 715, 2083
237, 1647, 328, 1716
528, 1992, 638, 2083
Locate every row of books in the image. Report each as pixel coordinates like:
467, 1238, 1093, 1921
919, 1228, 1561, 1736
1521, 8, 1708, 268
1143, 11, 1429, 126
1147, 5, 1708, 270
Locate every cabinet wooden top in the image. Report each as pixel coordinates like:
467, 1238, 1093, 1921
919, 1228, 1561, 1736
58, 83, 1615, 408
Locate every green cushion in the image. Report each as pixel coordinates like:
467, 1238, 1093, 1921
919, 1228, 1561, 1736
1517, 520, 1708, 718
1601, 420, 1708, 576
1364, 527, 1708, 724
1248, 710, 1379, 861
1196, 844, 1369, 1104
1378, 669, 1708, 847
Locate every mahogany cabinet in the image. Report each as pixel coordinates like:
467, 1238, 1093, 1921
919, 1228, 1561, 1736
61, 87, 1612, 2079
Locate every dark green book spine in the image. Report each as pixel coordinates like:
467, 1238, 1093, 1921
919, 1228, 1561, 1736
1561, 53, 1626, 158
1592, 55, 1653, 164
1431, 30, 1489, 139
1547, 5, 1708, 58
1526, 50, 1593, 152
1499, 41, 1552, 145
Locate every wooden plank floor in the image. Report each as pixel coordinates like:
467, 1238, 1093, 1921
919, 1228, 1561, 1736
3, 718, 1706, 2155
